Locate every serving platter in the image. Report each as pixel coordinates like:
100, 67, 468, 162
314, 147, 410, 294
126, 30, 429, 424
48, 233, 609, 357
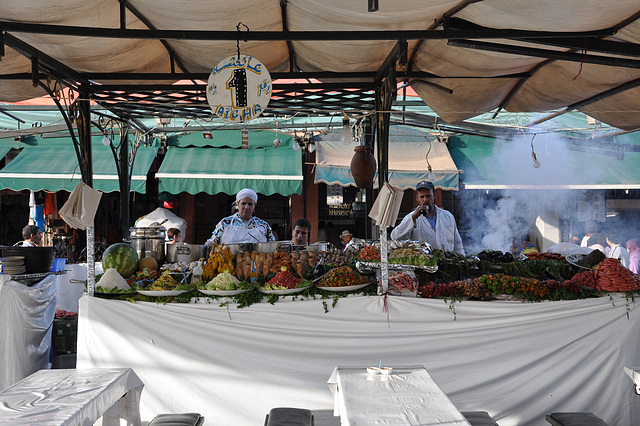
565, 253, 596, 270
137, 290, 188, 297
198, 288, 252, 296
357, 260, 438, 273
315, 282, 371, 292
94, 290, 137, 299
257, 285, 312, 295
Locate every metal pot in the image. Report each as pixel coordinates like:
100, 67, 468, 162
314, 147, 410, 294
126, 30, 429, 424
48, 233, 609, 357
306, 242, 330, 253
253, 241, 292, 253
224, 243, 253, 256
166, 243, 206, 263
128, 227, 166, 265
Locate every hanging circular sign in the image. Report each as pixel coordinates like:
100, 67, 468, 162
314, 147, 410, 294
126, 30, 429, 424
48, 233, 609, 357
206, 55, 271, 123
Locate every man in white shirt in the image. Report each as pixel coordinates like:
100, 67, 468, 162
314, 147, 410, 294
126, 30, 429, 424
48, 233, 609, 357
14, 224, 42, 247
390, 181, 464, 255
606, 229, 630, 268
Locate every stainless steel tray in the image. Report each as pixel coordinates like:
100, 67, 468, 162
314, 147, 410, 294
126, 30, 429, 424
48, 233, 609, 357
356, 260, 438, 273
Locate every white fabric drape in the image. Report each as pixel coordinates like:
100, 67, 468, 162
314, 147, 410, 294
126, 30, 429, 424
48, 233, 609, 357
0, 274, 56, 390
77, 294, 640, 425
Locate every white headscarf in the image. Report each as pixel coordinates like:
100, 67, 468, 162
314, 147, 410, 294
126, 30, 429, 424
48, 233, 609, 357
236, 188, 258, 204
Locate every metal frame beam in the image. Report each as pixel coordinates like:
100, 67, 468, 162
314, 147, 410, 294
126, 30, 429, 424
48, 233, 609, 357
0, 21, 615, 41
448, 39, 640, 69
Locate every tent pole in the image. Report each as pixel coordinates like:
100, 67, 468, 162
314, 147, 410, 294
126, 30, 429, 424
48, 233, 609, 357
118, 125, 131, 241
77, 90, 96, 295
375, 65, 396, 294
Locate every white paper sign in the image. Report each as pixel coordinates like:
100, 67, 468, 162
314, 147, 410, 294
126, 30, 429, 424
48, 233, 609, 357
59, 182, 102, 230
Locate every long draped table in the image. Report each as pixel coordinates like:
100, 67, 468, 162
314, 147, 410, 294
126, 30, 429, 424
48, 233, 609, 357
77, 294, 640, 425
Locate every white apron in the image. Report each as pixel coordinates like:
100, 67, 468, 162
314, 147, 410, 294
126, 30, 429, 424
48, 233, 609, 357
220, 224, 267, 244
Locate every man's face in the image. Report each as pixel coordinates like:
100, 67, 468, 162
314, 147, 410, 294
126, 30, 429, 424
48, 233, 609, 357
416, 188, 435, 209
238, 197, 256, 221
292, 225, 309, 245
341, 235, 352, 244
32, 230, 42, 245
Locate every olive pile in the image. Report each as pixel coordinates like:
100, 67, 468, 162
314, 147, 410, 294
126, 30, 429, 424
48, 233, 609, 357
477, 250, 515, 263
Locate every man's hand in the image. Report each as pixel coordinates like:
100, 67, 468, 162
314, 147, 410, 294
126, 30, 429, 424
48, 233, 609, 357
411, 204, 428, 220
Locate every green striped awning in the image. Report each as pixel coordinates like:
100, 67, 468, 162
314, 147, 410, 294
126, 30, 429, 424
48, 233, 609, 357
168, 129, 287, 149
0, 136, 157, 193
156, 142, 302, 196
0, 138, 26, 162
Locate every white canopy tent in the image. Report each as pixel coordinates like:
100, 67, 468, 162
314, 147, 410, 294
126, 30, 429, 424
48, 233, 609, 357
0, 0, 640, 130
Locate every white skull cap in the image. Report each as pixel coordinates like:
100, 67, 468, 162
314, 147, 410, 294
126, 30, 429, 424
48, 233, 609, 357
236, 188, 258, 203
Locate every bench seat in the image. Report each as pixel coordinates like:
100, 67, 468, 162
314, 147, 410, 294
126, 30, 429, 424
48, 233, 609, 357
545, 412, 609, 426
264, 407, 314, 426
149, 412, 204, 426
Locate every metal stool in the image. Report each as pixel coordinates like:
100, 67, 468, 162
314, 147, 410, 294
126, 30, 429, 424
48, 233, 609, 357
264, 407, 314, 426
461, 411, 499, 426
149, 412, 204, 426
545, 412, 609, 426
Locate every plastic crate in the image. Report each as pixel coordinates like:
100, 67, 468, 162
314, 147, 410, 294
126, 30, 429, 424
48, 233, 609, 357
52, 317, 77, 355
52, 354, 77, 369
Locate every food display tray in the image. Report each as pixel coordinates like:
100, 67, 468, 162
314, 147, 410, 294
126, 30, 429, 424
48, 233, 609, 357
137, 290, 188, 297
315, 283, 372, 292
356, 261, 438, 273
6, 271, 64, 286
198, 288, 252, 296
257, 285, 312, 295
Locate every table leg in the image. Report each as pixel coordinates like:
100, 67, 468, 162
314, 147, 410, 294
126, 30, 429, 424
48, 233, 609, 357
99, 385, 143, 426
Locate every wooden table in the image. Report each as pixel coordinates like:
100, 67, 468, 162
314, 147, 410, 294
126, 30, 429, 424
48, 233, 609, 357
0, 368, 144, 426
327, 366, 471, 426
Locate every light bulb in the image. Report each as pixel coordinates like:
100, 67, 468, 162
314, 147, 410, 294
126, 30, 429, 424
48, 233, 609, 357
426, 165, 436, 181
308, 143, 316, 153
102, 134, 111, 146
340, 117, 352, 144
292, 141, 301, 152
273, 138, 282, 147
531, 152, 541, 168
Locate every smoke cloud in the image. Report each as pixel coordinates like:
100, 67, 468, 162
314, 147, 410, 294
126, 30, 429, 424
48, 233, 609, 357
456, 131, 626, 253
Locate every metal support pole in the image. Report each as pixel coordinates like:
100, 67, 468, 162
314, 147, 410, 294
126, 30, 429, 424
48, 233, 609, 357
77, 91, 96, 295
118, 125, 131, 241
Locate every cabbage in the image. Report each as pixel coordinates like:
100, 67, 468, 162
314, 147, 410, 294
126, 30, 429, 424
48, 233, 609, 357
206, 272, 240, 290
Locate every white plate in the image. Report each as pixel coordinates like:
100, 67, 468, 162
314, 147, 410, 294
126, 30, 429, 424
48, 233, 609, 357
137, 290, 188, 297
2, 256, 25, 261
198, 288, 252, 296
316, 282, 372, 292
257, 285, 312, 295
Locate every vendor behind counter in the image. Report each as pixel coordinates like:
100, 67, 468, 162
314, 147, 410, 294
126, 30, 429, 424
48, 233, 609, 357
205, 188, 276, 246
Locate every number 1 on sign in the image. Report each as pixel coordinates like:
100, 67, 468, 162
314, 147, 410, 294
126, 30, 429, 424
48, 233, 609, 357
227, 68, 248, 107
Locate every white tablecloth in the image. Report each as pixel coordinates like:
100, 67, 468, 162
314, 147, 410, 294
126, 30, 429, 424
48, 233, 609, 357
327, 366, 471, 426
77, 294, 640, 425
0, 368, 143, 425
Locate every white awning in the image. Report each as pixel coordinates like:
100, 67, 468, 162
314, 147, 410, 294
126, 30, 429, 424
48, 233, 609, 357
314, 126, 460, 190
